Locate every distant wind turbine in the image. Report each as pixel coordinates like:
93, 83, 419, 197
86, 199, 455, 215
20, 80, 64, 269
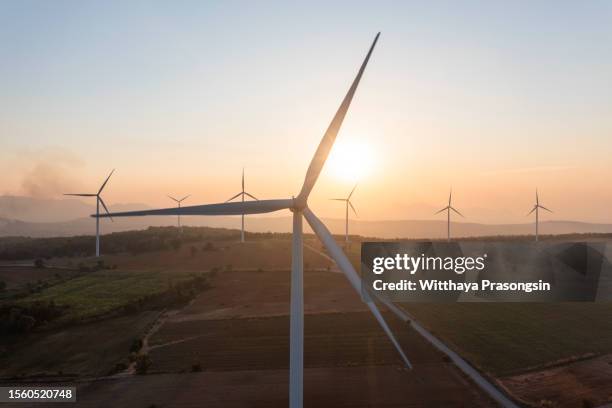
167, 194, 190, 229
435, 188, 464, 242
331, 183, 358, 245
64, 169, 115, 257
95, 33, 411, 408
226, 168, 258, 243
527, 189, 552, 242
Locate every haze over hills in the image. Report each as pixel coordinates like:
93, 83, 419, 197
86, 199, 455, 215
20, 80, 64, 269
0, 195, 151, 223
1, 196, 612, 239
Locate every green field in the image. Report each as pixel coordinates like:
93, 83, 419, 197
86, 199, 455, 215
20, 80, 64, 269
403, 302, 612, 376
19, 269, 204, 321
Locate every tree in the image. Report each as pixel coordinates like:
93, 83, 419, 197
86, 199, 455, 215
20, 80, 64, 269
170, 239, 181, 251
34, 258, 45, 268
135, 354, 152, 374
0, 281, 6, 291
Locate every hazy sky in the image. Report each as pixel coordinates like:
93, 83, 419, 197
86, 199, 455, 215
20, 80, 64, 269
1, 1, 612, 223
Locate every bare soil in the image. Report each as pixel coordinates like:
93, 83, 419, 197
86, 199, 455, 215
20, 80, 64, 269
168, 269, 368, 322
501, 353, 612, 407
0, 366, 491, 408
102, 239, 333, 273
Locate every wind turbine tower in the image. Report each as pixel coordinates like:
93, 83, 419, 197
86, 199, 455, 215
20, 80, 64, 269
527, 189, 552, 242
331, 183, 358, 245
168, 194, 190, 229
435, 188, 464, 242
64, 169, 115, 257
226, 168, 258, 242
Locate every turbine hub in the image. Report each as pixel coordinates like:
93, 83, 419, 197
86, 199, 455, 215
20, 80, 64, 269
290, 196, 307, 212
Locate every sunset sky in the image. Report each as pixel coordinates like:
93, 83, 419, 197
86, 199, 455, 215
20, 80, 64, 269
1, 1, 612, 223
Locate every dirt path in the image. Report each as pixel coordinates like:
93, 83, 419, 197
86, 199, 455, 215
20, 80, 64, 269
118, 309, 180, 376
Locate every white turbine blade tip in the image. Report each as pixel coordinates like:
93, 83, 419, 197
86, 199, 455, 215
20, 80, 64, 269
226, 192, 242, 202
451, 207, 464, 217
303, 208, 411, 369
297, 33, 380, 204
366, 301, 413, 369
98, 169, 115, 194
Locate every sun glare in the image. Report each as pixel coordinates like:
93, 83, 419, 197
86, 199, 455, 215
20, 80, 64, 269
327, 139, 376, 183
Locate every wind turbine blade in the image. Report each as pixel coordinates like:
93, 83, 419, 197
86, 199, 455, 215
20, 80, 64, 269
93, 199, 293, 218
527, 206, 536, 216
241, 168, 245, 192
536, 189, 539, 206
98, 169, 115, 194
64, 193, 97, 197
98, 196, 113, 222
348, 183, 358, 199
539, 205, 553, 213
167, 195, 179, 202
296, 33, 380, 204
450, 207, 464, 217
225, 192, 242, 202
330, 198, 346, 201
244, 192, 258, 201
348, 200, 358, 217
448, 189, 452, 206
435, 206, 449, 215
303, 207, 412, 369
180, 195, 191, 202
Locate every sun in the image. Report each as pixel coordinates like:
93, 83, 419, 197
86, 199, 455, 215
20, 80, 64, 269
327, 139, 376, 183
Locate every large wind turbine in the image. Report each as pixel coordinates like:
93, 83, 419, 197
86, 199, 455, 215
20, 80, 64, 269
167, 194, 190, 229
64, 169, 114, 257
527, 189, 552, 242
435, 188, 464, 242
226, 168, 258, 242
331, 183, 358, 245
95, 33, 411, 408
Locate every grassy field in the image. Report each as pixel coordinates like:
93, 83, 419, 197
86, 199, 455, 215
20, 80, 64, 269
19, 269, 204, 321
343, 240, 612, 377
402, 302, 612, 376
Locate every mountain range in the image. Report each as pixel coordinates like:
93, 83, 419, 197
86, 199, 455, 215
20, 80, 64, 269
1, 195, 611, 239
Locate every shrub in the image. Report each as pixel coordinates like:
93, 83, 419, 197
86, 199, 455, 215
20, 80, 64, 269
130, 338, 143, 353
135, 354, 152, 375
34, 258, 45, 268
191, 362, 202, 372
112, 362, 128, 374
170, 239, 181, 251
0, 281, 5, 291
0, 302, 64, 334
